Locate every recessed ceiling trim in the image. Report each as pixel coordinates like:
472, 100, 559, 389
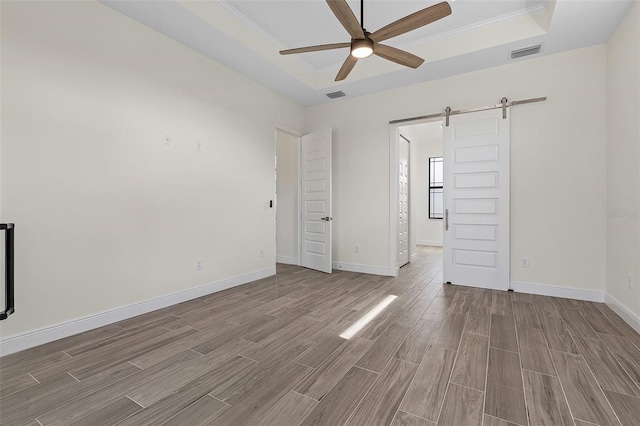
314, 3, 549, 74
218, 0, 287, 50
403, 3, 548, 48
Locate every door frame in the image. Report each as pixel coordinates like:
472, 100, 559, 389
389, 117, 443, 276
299, 129, 333, 273
398, 133, 410, 268
274, 124, 303, 270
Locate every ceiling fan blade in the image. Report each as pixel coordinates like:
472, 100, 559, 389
370, 1, 451, 43
335, 55, 358, 81
280, 43, 351, 55
326, 0, 365, 39
374, 44, 424, 68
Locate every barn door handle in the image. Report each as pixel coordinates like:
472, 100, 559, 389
445, 209, 449, 231
0, 223, 15, 321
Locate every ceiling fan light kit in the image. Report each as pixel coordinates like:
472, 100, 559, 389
279, 0, 452, 81
351, 38, 374, 59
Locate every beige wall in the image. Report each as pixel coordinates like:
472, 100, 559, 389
0, 1, 304, 339
606, 1, 640, 317
4, 0, 638, 347
276, 130, 300, 262
306, 44, 608, 291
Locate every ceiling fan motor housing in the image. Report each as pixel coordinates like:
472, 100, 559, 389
351, 38, 374, 58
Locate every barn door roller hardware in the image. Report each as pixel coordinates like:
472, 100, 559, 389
390, 96, 547, 125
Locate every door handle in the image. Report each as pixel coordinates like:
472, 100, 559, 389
0, 223, 15, 321
445, 209, 449, 231
320, 217, 333, 221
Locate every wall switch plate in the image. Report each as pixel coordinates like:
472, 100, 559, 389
521, 258, 529, 267
260, 249, 264, 258
629, 274, 633, 289
355, 245, 360, 253
196, 258, 203, 271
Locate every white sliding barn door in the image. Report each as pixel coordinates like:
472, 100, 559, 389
301, 129, 332, 274
443, 109, 510, 290
398, 136, 410, 268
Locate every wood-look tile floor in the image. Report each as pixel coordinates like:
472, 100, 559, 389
2, 247, 640, 425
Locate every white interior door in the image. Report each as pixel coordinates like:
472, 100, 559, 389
301, 129, 332, 274
443, 108, 510, 290
398, 136, 410, 268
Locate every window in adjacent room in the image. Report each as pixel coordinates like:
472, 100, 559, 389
428, 156, 443, 219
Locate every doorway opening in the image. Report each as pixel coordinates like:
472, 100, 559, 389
274, 127, 334, 274
275, 127, 301, 267
391, 107, 511, 290
393, 120, 444, 273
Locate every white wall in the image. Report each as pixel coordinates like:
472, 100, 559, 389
276, 130, 299, 263
606, 1, 640, 318
0, 1, 304, 342
306, 44, 608, 291
407, 122, 444, 247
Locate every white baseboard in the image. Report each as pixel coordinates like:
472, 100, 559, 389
275, 255, 298, 265
0, 267, 275, 356
509, 280, 606, 302
605, 293, 640, 334
332, 261, 395, 277
417, 240, 442, 247
411, 253, 418, 260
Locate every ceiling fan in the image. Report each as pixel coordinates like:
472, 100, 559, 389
279, 0, 452, 81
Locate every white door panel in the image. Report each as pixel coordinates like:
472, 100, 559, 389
443, 109, 510, 290
397, 137, 409, 268
301, 129, 332, 274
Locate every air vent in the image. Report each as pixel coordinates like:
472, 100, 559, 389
511, 45, 542, 59
326, 91, 346, 99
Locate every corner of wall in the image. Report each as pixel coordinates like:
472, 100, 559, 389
604, 0, 640, 325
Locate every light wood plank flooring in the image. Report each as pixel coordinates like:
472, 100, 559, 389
2, 247, 640, 425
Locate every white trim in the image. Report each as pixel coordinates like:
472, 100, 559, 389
332, 261, 395, 277
417, 240, 443, 247
276, 255, 298, 265
411, 253, 418, 261
273, 122, 302, 138
0, 267, 275, 356
509, 280, 605, 302
605, 293, 640, 334
404, 4, 547, 48
297, 132, 302, 271
389, 124, 399, 277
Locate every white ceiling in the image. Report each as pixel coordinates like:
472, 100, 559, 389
102, 0, 634, 106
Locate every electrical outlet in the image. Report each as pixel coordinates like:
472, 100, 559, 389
196, 258, 203, 271
196, 142, 202, 152
521, 258, 529, 268
629, 274, 633, 289
355, 245, 360, 254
